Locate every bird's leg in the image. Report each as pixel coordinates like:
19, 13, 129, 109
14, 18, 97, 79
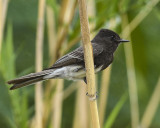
83, 77, 87, 84
83, 77, 98, 100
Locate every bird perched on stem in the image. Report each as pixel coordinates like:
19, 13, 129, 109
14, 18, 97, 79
7, 29, 129, 90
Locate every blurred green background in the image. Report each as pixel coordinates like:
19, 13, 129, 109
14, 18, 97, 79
0, 0, 160, 128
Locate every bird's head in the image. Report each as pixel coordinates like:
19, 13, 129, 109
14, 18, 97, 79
92, 29, 129, 45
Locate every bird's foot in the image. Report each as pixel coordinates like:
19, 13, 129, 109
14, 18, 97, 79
86, 92, 98, 101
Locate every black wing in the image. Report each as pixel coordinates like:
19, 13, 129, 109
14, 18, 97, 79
49, 43, 104, 68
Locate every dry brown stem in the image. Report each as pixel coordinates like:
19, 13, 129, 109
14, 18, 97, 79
0, 0, 8, 61
35, 0, 46, 127
52, 79, 63, 128
99, 66, 111, 127
78, 0, 100, 127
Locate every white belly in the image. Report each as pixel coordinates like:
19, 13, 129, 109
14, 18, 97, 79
43, 65, 102, 81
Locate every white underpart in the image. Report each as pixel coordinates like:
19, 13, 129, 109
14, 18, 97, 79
43, 65, 103, 81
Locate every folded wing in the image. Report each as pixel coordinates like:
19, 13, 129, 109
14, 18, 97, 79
49, 43, 104, 69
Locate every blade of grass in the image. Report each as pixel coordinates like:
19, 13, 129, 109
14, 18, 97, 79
0, 81, 17, 128
1, 23, 30, 128
104, 93, 127, 128
122, 0, 160, 38
35, 0, 46, 127
0, 23, 17, 128
0, 23, 15, 79
140, 77, 160, 128
19, 92, 29, 128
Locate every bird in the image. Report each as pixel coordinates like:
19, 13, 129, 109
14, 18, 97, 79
7, 29, 129, 90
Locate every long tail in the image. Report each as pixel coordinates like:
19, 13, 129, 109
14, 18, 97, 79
7, 69, 55, 90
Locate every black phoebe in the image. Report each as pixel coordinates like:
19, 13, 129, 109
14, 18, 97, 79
7, 29, 129, 90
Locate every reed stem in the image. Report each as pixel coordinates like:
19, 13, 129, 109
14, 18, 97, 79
99, 66, 111, 127
55, 0, 77, 58
121, 14, 139, 128
73, 82, 89, 128
42, 5, 57, 127
78, 0, 100, 128
50, 0, 77, 127
46, 5, 57, 64
35, 0, 46, 127
0, 0, 8, 61
52, 79, 63, 128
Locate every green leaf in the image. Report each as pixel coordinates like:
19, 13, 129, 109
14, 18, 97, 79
104, 93, 127, 128
0, 22, 15, 80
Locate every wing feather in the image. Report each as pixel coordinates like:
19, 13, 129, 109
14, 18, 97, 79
50, 43, 103, 68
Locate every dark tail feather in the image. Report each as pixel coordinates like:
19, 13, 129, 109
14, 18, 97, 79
7, 69, 54, 90
9, 77, 44, 90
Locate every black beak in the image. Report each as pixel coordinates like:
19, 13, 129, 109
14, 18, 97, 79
118, 39, 130, 43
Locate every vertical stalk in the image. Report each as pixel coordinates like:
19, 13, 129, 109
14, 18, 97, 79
121, 14, 139, 128
42, 5, 56, 127
99, 66, 111, 127
49, 0, 77, 127
140, 77, 160, 128
87, 0, 96, 38
120, 1, 160, 127
46, 5, 57, 64
55, 0, 77, 58
35, 0, 45, 127
52, 79, 63, 128
78, 0, 100, 128
0, 0, 8, 61
73, 82, 89, 128
87, 0, 97, 101
51, 0, 77, 127
73, 1, 96, 127
98, 18, 116, 127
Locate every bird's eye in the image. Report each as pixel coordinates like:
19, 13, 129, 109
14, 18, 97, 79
111, 35, 115, 40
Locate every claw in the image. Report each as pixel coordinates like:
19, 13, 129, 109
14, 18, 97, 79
86, 92, 98, 101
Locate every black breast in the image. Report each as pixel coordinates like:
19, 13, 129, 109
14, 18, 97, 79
94, 51, 113, 71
